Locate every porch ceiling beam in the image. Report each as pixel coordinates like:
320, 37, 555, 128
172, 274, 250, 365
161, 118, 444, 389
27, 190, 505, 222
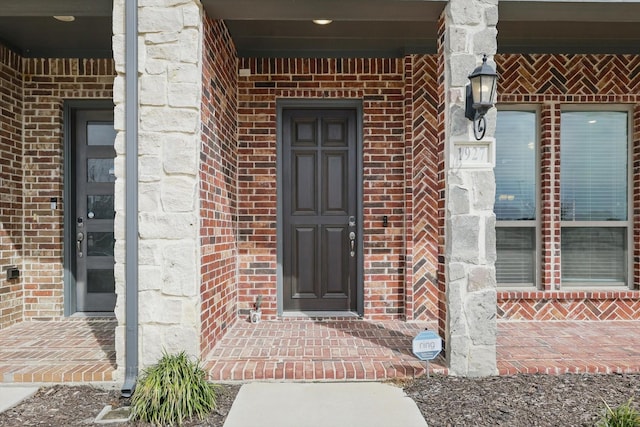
0, 0, 112, 17
201, 0, 446, 21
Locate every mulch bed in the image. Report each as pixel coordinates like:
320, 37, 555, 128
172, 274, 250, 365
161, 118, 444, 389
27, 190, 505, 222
405, 373, 640, 426
0, 373, 638, 426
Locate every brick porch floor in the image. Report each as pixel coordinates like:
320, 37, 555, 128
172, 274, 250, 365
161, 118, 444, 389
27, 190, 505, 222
204, 320, 442, 381
0, 318, 639, 383
0, 318, 116, 383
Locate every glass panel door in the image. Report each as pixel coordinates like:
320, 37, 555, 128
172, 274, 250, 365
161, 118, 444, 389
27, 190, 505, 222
75, 111, 116, 312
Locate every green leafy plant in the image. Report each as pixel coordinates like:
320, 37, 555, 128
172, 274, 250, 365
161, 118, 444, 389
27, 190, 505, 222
131, 351, 218, 426
597, 398, 640, 427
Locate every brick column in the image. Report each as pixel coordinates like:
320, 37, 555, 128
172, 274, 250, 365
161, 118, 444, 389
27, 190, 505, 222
442, 0, 498, 376
112, 0, 204, 380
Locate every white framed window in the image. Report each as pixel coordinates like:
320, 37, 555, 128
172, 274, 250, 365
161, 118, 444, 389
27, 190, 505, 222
494, 109, 539, 288
560, 109, 631, 287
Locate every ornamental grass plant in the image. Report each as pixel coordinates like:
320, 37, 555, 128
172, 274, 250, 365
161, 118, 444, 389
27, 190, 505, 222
131, 351, 218, 426
597, 398, 640, 427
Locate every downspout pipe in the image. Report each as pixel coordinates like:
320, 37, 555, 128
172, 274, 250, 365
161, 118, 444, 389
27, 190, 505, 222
121, 0, 139, 398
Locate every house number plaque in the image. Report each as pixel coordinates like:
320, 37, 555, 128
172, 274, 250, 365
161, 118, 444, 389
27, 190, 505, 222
451, 140, 494, 169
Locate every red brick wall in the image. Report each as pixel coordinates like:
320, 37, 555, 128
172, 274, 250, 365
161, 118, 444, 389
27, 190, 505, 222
0, 45, 24, 328
237, 57, 442, 321
496, 53, 640, 320
20, 56, 114, 320
200, 18, 238, 356
436, 14, 447, 338
407, 55, 441, 321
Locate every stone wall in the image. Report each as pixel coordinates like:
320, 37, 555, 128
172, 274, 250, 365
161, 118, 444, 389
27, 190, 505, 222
442, 0, 499, 376
0, 45, 23, 329
200, 17, 238, 357
113, 0, 204, 375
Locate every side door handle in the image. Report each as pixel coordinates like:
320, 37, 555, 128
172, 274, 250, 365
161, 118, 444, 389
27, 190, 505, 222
77, 232, 85, 258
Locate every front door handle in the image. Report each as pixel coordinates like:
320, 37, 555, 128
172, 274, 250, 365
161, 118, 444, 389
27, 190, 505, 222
349, 231, 356, 257
77, 232, 85, 258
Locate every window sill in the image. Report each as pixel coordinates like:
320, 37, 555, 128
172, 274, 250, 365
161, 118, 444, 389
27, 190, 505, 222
497, 289, 639, 300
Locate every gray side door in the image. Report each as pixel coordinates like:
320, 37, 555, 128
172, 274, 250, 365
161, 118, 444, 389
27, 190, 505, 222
73, 109, 116, 312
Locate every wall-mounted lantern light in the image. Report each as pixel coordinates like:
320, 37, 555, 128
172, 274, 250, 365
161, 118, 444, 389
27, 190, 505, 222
464, 54, 498, 140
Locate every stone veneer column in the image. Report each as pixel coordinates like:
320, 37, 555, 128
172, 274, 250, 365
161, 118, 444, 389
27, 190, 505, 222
443, 0, 498, 376
112, 0, 204, 380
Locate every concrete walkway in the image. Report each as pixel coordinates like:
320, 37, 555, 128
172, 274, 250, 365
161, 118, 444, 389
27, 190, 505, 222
0, 385, 38, 413
222, 382, 428, 427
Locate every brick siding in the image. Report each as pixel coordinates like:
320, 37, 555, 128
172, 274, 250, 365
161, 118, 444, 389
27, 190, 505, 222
0, 43, 114, 324
496, 53, 640, 320
200, 18, 239, 355
236, 57, 442, 320
407, 55, 441, 322
0, 45, 24, 328
435, 15, 447, 336
5, 37, 640, 334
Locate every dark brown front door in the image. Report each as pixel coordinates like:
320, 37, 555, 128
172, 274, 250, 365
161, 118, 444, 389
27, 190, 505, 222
282, 109, 358, 311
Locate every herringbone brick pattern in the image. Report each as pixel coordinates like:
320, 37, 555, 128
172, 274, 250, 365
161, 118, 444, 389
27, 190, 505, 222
410, 55, 440, 322
634, 105, 640, 293
403, 55, 415, 320
497, 54, 640, 96
498, 291, 640, 321
497, 53, 640, 319
435, 14, 447, 339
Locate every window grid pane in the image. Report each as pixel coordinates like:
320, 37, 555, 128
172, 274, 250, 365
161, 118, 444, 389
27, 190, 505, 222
561, 227, 626, 285
560, 111, 627, 221
495, 110, 537, 287
560, 111, 628, 287
494, 111, 537, 221
496, 227, 536, 286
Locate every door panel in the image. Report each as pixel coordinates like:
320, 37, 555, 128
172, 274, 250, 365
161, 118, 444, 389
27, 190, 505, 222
283, 109, 358, 311
322, 226, 349, 296
293, 152, 317, 213
323, 152, 348, 214
292, 226, 318, 297
74, 109, 116, 312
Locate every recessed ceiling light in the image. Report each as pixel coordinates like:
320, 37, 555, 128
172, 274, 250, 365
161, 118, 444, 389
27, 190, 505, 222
53, 15, 76, 22
313, 19, 333, 25
588, 120, 597, 124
